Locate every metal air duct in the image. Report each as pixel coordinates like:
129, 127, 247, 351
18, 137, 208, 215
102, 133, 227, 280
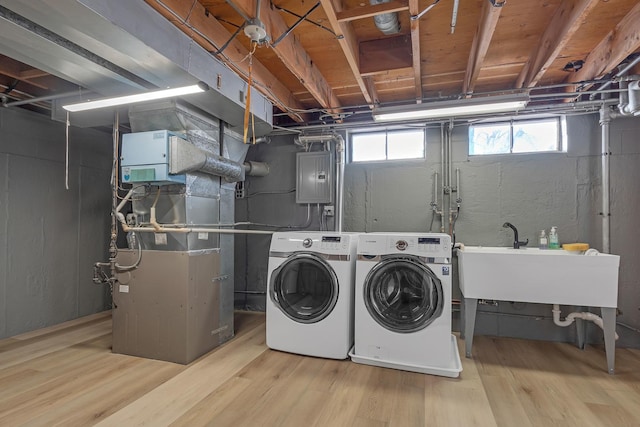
370, 0, 400, 35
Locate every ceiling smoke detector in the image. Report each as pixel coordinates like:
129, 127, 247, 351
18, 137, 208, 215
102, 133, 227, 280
244, 18, 268, 43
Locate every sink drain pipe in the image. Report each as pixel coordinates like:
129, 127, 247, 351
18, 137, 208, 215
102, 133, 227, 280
552, 304, 618, 339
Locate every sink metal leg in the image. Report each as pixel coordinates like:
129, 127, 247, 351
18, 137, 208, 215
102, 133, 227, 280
460, 295, 465, 339
464, 298, 478, 358
601, 307, 616, 375
575, 306, 587, 350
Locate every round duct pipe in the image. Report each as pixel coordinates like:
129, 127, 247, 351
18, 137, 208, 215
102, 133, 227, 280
370, 0, 400, 35
243, 161, 270, 177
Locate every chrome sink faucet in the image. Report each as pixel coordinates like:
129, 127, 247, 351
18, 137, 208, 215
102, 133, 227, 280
503, 222, 529, 249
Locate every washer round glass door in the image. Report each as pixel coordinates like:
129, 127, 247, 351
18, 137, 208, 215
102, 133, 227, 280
270, 253, 339, 324
363, 256, 444, 333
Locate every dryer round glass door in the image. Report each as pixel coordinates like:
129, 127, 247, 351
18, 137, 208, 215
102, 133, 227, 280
363, 257, 444, 333
270, 253, 339, 324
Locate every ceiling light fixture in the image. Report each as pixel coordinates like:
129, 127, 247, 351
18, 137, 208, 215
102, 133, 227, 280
62, 82, 209, 112
372, 94, 529, 122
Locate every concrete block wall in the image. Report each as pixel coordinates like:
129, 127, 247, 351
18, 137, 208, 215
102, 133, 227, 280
0, 108, 112, 339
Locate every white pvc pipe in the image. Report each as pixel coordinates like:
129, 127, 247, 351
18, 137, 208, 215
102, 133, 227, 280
599, 106, 611, 254
552, 304, 618, 339
125, 226, 273, 235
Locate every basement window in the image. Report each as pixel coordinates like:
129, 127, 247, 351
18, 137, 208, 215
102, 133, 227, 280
468, 117, 567, 155
350, 129, 425, 162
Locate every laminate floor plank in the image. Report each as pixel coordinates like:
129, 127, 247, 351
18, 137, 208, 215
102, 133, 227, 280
1, 311, 639, 427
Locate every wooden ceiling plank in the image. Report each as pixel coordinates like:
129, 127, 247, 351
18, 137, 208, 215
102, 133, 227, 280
229, 0, 344, 117
18, 68, 50, 80
462, 0, 502, 95
517, 0, 600, 89
144, 0, 305, 122
318, 0, 374, 106
336, 1, 409, 23
569, 1, 640, 85
409, 0, 422, 101
0, 61, 49, 90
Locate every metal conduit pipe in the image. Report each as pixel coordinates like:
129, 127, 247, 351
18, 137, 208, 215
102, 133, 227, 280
590, 55, 640, 100
2, 90, 81, 107
600, 106, 611, 254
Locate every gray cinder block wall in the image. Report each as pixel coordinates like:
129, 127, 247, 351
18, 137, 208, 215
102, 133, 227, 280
0, 108, 112, 339
236, 114, 640, 348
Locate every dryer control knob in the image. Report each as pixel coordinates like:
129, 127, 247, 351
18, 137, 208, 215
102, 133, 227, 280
396, 240, 408, 251
303, 238, 313, 248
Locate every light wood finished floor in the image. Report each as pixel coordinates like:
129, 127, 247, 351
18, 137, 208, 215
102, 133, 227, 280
1, 311, 639, 427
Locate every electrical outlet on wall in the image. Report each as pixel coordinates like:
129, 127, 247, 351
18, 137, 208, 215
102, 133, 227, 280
235, 181, 245, 199
323, 205, 334, 217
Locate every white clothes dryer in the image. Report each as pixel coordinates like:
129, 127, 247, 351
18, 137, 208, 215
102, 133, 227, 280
266, 232, 358, 359
350, 233, 462, 377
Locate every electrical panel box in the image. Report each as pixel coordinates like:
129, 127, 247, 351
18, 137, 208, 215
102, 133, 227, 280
121, 130, 186, 185
296, 151, 334, 204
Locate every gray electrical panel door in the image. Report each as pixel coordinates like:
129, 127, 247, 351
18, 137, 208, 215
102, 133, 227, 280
296, 151, 334, 204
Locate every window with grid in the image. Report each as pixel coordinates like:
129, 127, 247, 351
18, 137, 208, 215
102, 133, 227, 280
350, 129, 425, 162
469, 117, 567, 155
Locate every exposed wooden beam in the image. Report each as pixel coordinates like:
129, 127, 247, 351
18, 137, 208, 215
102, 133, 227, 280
336, 0, 408, 23
0, 61, 49, 90
144, 0, 305, 122
516, 0, 599, 89
319, 0, 374, 105
409, 0, 422, 102
462, 0, 502, 95
19, 68, 50, 80
230, 0, 343, 117
568, 1, 640, 86
363, 76, 380, 106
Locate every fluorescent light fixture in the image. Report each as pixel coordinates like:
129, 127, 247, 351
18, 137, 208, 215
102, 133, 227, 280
372, 94, 529, 122
62, 82, 209, 112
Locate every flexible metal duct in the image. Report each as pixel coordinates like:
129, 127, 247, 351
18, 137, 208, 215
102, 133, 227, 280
370, 0, 400, 35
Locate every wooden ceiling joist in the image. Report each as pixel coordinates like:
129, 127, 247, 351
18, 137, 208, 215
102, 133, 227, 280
0, 58, 50, 90
568, 1, 640, 86
319, 0, 374, 106
408, 0, 422, 102
229, 0, 343, 117
462, 0, 502, 95
144, 0, 305, 122
336, 0, 409, 23
516, 0, 600, 89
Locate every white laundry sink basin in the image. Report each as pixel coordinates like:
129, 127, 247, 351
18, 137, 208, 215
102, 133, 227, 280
456, 246, 620, 307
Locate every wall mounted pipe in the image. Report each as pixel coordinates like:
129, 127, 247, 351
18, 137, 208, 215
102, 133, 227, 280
590, 55, 640, 100
599, 106, 611, 254
552, 304, 618, 339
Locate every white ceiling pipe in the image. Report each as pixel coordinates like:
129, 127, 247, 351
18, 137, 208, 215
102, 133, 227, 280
600, 107, 611, 254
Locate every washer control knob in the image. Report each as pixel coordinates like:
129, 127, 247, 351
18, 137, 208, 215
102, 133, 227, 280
396, 240, 408, 251
303, 238, 313, 248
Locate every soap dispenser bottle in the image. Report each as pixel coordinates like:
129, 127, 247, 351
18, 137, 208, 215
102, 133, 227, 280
538, 229, 548, 249
549, 226, 559, 249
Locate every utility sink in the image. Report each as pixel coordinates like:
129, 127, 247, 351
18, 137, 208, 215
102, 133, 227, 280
456, 246, 620, 307
456, 245, 621, 373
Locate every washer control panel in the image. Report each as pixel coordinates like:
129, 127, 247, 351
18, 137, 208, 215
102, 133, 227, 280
383, 234, 450, 257
320, 236, 348, 250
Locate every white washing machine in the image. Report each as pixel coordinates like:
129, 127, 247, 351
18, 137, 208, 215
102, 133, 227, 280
266, 232, 358, 359
350, 233, 462, 377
